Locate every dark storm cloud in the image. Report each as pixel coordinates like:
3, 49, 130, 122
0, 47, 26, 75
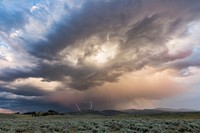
0, 67, 36, 82
1, 0, 200, 112
0, 86, 46, 96
0, 97, 71, 112
1, 0, 200, 91
28, 0, 141, 59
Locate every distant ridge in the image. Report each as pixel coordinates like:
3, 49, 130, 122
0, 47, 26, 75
154, 108, 197, 112
123, 108, 198, 114
67, 108, 198, 116
19, 108, 199, 116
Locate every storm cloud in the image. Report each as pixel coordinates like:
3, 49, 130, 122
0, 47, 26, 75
1, 0, 200, 112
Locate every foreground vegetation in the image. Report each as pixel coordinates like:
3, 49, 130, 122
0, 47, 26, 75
0, 112, 200, 133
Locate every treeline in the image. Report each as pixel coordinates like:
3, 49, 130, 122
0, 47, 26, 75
22, 110, 64, 116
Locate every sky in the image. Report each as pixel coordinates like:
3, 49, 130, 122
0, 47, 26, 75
0, 0, 200, 113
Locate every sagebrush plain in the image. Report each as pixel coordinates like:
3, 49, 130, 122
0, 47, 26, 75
0, 112, 200, 133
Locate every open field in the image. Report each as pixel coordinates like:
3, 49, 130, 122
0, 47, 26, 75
0, 112, 200, 133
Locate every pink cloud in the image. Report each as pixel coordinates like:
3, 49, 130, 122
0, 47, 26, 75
0, 108, 15, 114
45, 67, 185, 110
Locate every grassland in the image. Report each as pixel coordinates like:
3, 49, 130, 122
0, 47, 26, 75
0, 112, 200, 133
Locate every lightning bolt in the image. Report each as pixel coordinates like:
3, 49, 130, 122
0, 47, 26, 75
75, 103, 81, 112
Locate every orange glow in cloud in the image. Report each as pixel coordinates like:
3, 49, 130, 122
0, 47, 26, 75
46, 67, 185, 110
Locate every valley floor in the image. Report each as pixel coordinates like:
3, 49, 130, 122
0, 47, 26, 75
0, 113, 200, 133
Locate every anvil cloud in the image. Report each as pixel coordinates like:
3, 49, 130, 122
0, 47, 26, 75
0, 0, 200, 112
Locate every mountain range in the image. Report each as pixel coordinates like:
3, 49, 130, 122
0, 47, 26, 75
68, 108, 198, 116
